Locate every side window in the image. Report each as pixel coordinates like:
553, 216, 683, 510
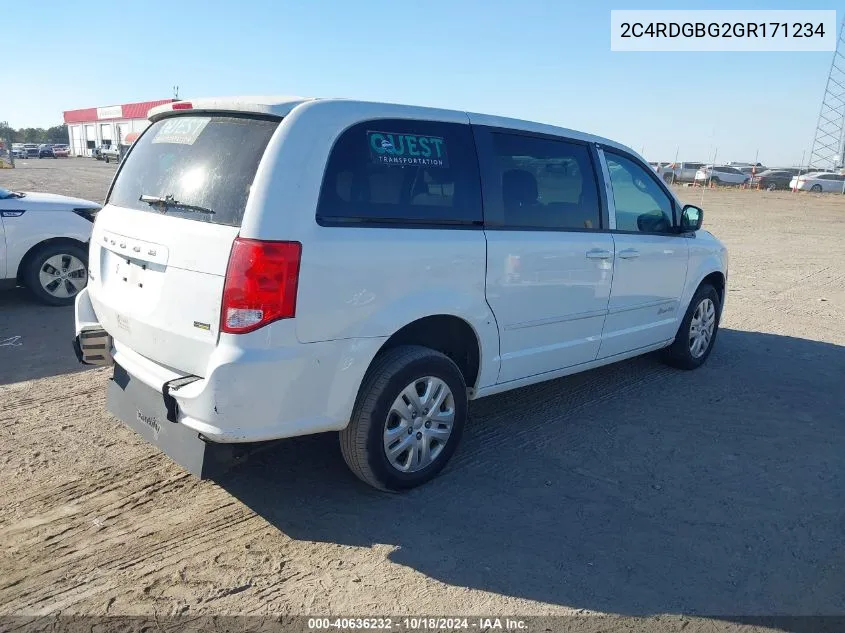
606, 152, 674, 233
484, 132, 602, 230
316, 119, 481, 226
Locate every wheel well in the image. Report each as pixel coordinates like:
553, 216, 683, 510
16, 237, 88, 282
700, 271, 725, 305
377, 315, 481, 391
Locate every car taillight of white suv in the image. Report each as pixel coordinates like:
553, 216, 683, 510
221, 239, 302, 333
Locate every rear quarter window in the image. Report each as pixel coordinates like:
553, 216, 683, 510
107, 115, 280, 227
316, 119, 482, 227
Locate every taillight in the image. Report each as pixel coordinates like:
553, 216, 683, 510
221, 238, 302, 334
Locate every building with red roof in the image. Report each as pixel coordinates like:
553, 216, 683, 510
63, 99, 175, 157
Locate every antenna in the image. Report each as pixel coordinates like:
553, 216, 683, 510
173, 85, 180, 100
808, 16, 845, 171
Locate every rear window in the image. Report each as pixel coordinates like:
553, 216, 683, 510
108, 115, 280, 227
316, 119, 482, 226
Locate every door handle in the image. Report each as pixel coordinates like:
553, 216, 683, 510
618, 249, 640, 259
585, 249, 612, 260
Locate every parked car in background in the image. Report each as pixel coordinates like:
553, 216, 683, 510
72, 96, 727, 491
101, 145, 120, 163
38, 144, 55, 158
789, 172, 845, 192
24, 144, 39, 157
752, 169, 798, 191
695, 165, 750, 186
92, 144, 110, 160
0, 186, 100, 305
662, 162, 705, 184
52, 144, 70, 157
737, 166, 766, 176
727, 162, 766, 170
11, 144, 27, 159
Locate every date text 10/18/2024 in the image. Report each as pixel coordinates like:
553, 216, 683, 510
307, 617, 527, 630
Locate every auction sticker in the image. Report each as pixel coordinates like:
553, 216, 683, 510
152, 117, 210, 145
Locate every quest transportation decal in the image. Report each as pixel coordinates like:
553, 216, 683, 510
368, 131, 449, 168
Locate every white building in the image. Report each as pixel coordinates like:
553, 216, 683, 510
63, 99, 175, 157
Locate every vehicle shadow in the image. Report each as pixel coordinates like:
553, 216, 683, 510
0, 288, 91, 385
217, 329, 845, 620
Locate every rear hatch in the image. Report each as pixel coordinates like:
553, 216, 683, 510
89, 113, 280, 376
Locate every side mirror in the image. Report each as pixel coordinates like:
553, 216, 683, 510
680, 204, 703, 232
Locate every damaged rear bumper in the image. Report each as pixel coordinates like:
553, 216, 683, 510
107, 362, 265, 478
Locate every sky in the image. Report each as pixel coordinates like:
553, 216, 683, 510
1, 0, 840, 166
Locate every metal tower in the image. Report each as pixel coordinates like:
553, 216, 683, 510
809, 16, 845, 171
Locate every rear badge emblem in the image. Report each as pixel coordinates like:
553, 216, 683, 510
193, 321, 211, 331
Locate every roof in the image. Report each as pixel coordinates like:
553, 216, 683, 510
64, 99, 176, 124
148, 95, 313, 120
146, 95, 631, 155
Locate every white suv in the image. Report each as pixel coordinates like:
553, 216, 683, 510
74, 96, 728, 490
1, 187, 100, 305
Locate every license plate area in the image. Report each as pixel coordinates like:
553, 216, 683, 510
114, 257, 148, 288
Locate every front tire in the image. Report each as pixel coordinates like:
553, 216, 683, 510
23, 243, 88, 306
340, 345, 468, 491
661, 284, 721, 370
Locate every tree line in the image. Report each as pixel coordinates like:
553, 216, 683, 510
0, 121, 70, 144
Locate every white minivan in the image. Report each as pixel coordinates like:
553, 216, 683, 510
74, 96, 728, 490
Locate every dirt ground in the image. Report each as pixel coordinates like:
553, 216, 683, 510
1, 159, 844, 626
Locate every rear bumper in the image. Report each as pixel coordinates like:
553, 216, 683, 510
74, 286, 386, 445
107, 362, 265, 478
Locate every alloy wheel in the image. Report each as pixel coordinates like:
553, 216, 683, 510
38, 254, 87, 299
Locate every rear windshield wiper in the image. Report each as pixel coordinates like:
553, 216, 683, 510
139, 194, 215, 215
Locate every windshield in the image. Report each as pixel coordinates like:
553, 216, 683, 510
107, 114, 280, 227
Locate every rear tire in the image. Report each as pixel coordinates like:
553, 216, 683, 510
23, 243, 88, 306
104, 156, 110, 163
767, 183, 777, 191
661, 284, 721, 370
340, 345, 467, 491
811, 184, 822, 192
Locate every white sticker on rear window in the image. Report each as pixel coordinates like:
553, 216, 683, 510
152, 117, 211, 145
367, 131, 449, 167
